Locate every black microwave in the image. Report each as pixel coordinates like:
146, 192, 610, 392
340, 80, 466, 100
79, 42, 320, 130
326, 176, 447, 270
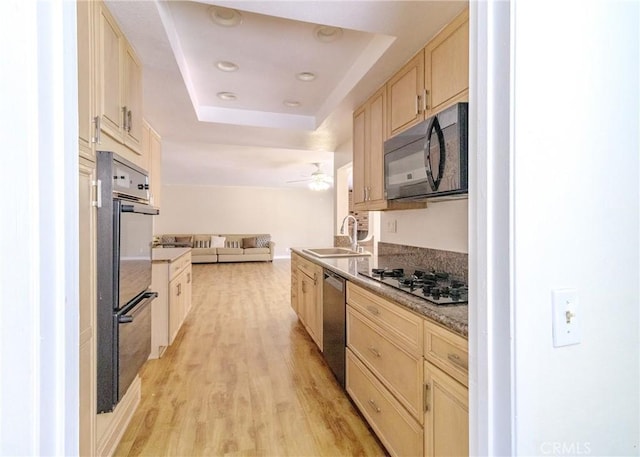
384, 102, 468, 200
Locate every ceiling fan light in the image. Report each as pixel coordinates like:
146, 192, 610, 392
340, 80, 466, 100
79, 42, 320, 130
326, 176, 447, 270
309, 180, 331, 191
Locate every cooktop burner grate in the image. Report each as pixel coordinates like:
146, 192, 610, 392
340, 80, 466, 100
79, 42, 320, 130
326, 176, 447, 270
359, 267, 468, 306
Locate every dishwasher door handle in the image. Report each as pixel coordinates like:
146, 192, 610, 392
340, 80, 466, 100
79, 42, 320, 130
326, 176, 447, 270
324, 271, 345, 291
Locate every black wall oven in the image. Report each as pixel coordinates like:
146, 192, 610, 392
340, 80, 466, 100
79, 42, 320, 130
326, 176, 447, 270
96, 151, 158, 413
384, 102, 468, 200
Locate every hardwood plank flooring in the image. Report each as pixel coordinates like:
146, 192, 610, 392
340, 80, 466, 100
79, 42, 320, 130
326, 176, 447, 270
114, 260, 387, 456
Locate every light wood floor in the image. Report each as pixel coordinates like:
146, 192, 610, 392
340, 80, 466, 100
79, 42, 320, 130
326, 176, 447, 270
115, 259, 387, 457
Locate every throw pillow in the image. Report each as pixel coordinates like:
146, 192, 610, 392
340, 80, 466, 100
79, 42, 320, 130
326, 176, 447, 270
161, 235, 176, 244
256, 234, 271, 248
242, 237, 257, 248
175, 236, 192, 246
211, 236, 226, 248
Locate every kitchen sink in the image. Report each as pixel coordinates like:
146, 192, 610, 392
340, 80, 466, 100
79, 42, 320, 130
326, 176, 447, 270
303, 247, 370, 258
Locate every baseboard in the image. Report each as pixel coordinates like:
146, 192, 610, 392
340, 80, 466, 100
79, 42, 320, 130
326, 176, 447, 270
96, 376, 141, 457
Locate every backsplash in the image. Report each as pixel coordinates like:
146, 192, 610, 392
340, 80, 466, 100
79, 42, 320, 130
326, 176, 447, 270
377, 242, 468, 281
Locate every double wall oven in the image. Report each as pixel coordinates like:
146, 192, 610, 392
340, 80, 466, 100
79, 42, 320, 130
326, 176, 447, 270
96, 151, 158, 413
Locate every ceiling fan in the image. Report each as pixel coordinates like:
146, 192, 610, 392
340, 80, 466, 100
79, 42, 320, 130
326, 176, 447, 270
287, 163, 333, 191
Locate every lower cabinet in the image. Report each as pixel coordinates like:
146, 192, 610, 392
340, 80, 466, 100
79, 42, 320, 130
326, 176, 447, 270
292, 253, 323, 351
424, 361, 469, 457
345, 281, 469, 457
347, 349, 423, 457
151, 249, 192, 357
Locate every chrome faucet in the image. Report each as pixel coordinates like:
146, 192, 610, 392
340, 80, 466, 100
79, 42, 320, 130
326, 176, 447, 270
340, 215, 359, 252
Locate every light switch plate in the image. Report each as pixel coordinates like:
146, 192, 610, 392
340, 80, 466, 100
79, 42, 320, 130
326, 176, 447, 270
552, 288, 580, 347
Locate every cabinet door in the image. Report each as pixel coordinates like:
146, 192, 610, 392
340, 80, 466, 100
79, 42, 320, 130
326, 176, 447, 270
387, 53, 425, 136
183, 265, 192, 316
148, 125, 162, 207
169, 274, 184, 344
352, 107, 366, 206
424, 8, 469, 116
77, 0, 95, 159
366, 87, 386, 203
78, 158, 96, 457
424, 361, 469, 457
298, 269, 321, 348
123, 43, 143, 155
290, 253, 299, 314
96, 2, 123, 141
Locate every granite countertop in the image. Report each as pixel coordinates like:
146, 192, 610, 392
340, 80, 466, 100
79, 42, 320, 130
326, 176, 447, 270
291, 248, 468, 338
152, 247, 191, 262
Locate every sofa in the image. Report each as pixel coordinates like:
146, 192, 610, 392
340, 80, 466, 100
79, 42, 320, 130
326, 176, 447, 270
156, 234, 275, 264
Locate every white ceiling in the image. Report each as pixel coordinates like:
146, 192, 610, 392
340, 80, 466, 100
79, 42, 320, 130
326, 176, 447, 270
105, 0, 467, 189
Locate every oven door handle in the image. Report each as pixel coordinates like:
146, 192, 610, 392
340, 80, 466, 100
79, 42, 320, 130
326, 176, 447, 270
120, 202, 159, 215
118, 291, 157, 324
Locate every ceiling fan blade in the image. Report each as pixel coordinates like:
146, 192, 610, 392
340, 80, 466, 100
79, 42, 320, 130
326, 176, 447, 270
286, 178, 311, 183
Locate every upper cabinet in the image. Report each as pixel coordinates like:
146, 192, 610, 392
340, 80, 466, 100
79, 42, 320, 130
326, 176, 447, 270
387, 53, 425, 137
95, 2, 144, 161
77, 0, 96, 161
353, 87, 394, 211
424, 8, 469, 117
386, 8, 469, 137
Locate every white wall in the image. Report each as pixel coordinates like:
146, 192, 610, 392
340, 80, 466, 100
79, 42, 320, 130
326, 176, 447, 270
511, 1, 639, 455
379, 199, 468, 253
156, 185, 334, 258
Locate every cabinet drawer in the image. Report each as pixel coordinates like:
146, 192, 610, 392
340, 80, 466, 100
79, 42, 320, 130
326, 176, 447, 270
297, 256, 319, 282
169, 252, 191, 280
347, 307, 423, 420
347, 282, 422, 355
423, 320, 468, 387
347, 349, 423, 457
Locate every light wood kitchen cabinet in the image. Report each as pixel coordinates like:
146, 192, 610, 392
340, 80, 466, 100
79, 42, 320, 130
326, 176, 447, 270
347, 349, 424, 457
387, 52, 425, 137
151, 249, 192, 357
346, 282, 425, 457
423, 362, 469, 457
424, 8, 469, 117
290, 252, 300, 314
145, 121, 162, 208
353, 87, 387, 210
95, 1, 143, 160
78, 157, 97, 457
386, 7, 469, 136
78, 0, 96, 161
295, 254, 323, 351
423, 320, 469, 457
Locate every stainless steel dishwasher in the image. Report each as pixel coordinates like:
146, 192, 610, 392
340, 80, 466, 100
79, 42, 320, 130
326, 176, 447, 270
322, 269, 346, 387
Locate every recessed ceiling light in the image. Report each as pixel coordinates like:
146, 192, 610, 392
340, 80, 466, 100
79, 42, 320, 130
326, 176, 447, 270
283, 100, 301, 107
297, 72, 316, 82
217, 92, 237, 101
209, 6, 242, 27
216, 61, 239, 72
314, 25, 343, 43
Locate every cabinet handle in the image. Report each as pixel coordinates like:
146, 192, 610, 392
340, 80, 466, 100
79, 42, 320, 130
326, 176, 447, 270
313, 273, 317, 285
187, 273, 191, 284
424, 89, 429, 111
177, 283, 181, 296
122, 106, 128, 131
366, 305, 380, 316
367, 399, 381, 413
92, 179, 102, 208
301, 281, 306, 294
424, 383, 430, 412
368, 346, 381, 358
127, 110, 132, 133
415, 93, 421, 115
447, 353, 468, 371
92, 116, 101, 144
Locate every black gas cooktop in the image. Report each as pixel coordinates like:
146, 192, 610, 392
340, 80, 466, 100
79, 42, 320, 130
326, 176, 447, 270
358, 267, 468, 306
